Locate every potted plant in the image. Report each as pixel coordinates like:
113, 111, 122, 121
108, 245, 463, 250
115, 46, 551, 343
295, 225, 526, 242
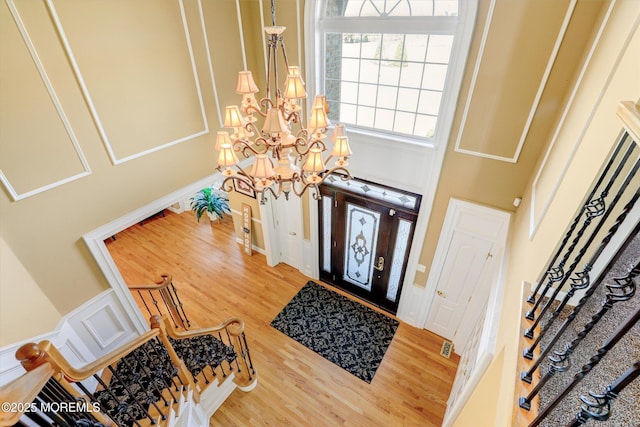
190, 187, 231, 223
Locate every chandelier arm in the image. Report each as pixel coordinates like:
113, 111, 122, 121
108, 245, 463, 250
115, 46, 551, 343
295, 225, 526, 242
218, 167, 256, 189
245, 103, 267, 119
292, 139, 327, 157
283, 109, 301, 124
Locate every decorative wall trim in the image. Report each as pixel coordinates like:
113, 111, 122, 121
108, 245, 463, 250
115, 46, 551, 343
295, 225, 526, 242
44, 0, 209, 166
0, 289, 130, 387
198, 0, 223, 128
1, 0, 91, 201
235, 0, 247, 70
454, 0, 575, 163
452, 0, 497, 159
511, 0, 577, 163
81, 303, 127, 350
529, 1, 637, 238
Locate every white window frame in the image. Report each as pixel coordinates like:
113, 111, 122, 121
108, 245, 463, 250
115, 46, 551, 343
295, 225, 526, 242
306, 0, 477, 149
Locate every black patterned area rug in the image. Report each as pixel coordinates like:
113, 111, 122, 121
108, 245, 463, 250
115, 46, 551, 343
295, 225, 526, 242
270, 281, 399, 383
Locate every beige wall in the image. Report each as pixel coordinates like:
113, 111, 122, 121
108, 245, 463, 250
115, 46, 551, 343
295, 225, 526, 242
0, 237, 62, 346
453, 1, 640, 424
0, 0, 246, 325
1, 0, 637, 423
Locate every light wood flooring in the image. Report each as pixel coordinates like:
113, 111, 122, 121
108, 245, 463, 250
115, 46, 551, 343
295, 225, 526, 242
105, 209, 459, 427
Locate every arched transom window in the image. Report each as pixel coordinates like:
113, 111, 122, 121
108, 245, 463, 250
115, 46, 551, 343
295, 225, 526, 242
316, 0, 470, 144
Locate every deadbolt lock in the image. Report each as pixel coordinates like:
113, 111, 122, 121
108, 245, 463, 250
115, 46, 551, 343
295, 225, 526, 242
373, 256, 385, 271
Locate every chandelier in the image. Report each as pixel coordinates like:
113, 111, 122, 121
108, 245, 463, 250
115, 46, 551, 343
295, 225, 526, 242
215, 1, 352, 203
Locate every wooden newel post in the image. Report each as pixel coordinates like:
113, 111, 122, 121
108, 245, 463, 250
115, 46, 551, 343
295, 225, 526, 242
14, 342, 116, 426
228, 321, 257, 390
150, 315, 200, 402
15, 343, 47, 372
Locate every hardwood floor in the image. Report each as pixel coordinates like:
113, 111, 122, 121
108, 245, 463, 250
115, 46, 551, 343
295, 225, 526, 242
105, 209, 459, 427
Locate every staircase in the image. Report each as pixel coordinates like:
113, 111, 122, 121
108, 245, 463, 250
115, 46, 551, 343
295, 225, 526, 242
0, 315, 256, 427
514, 102, 640, 426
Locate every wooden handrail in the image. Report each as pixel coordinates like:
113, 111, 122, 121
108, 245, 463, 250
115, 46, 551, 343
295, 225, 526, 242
617, 101, 640, 143
16, 330, 159, 382
153, 314, 245, 339
151, 315, 257, 390
127, 273, 172, 290
0, 363, 54, 425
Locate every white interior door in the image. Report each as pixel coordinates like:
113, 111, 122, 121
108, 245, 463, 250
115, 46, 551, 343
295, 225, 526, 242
423, 198, 510, 353
425, 230, 494, 343
273, 195, 303, 270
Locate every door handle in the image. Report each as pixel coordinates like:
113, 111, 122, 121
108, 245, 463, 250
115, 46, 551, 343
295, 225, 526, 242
373, 256, 385, 271
437, 290, 446, 298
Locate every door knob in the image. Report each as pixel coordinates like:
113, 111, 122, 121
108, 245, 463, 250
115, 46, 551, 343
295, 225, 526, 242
437, 290, 445, 297
373, 256, 385, 271
289, 231, 297, 236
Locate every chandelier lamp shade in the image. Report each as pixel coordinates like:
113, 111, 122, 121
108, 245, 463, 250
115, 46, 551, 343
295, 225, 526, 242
215, 1, 352, 203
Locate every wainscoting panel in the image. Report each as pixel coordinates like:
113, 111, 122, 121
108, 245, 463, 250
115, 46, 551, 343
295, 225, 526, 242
66, 290, 138, 356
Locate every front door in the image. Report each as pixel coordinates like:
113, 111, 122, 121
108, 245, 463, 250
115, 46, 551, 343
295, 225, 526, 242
319, 176, 420, 314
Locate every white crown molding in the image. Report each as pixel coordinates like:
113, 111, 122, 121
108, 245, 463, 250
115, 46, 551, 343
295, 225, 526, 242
44, 0, 209, 166
529, 1, 639, 238
1, 0, 91, 202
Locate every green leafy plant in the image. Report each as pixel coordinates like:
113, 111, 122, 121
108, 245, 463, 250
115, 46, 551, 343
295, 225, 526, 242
190, 187, 231, 222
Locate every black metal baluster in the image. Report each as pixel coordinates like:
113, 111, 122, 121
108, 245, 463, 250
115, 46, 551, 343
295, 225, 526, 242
159, 290, 180, 329
530, 306, 640, 427
107, 366, 157, 425
217, 332, 228, 377
169, 280, 191, 328
524, 176, 640, 357
47, 378, 94, 422
92, 372, 143, 427
241, 332, 256, 377
527, 134, 627, 304
565, 361, 640, 427
524, 150, 638, 338
520, 260, 637, 403
150, 337, 182, 391
138, 290, 153, 318
36, 384, 79, 425
32, 395, 71, 426
140, 343, 179, 403
149, 290, 161, 316
119, 355, 168, 418
21, 410, 54, 426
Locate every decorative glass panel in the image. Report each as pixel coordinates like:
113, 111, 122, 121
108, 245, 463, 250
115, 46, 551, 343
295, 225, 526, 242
387, 219, 412, 301
324, 174, 420, 210
326, 0, 459, 17
322, 196, 333, 273
343, 203, 380, 290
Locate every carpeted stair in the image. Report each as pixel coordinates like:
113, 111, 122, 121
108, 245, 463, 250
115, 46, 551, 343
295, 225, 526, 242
93, 335, 236, 427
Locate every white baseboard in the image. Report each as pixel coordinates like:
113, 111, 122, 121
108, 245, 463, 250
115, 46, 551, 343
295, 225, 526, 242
235, 237, 266, 255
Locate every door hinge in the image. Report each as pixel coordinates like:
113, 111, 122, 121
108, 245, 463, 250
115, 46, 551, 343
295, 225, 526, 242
334, 199, 338, 208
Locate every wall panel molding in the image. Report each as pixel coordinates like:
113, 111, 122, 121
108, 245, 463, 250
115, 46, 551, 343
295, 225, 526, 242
0, 0, 91, 201
454, 0, 574, 163
44, 0, 209, 165
529, 1, 638, 237
0, 289, 128, 387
